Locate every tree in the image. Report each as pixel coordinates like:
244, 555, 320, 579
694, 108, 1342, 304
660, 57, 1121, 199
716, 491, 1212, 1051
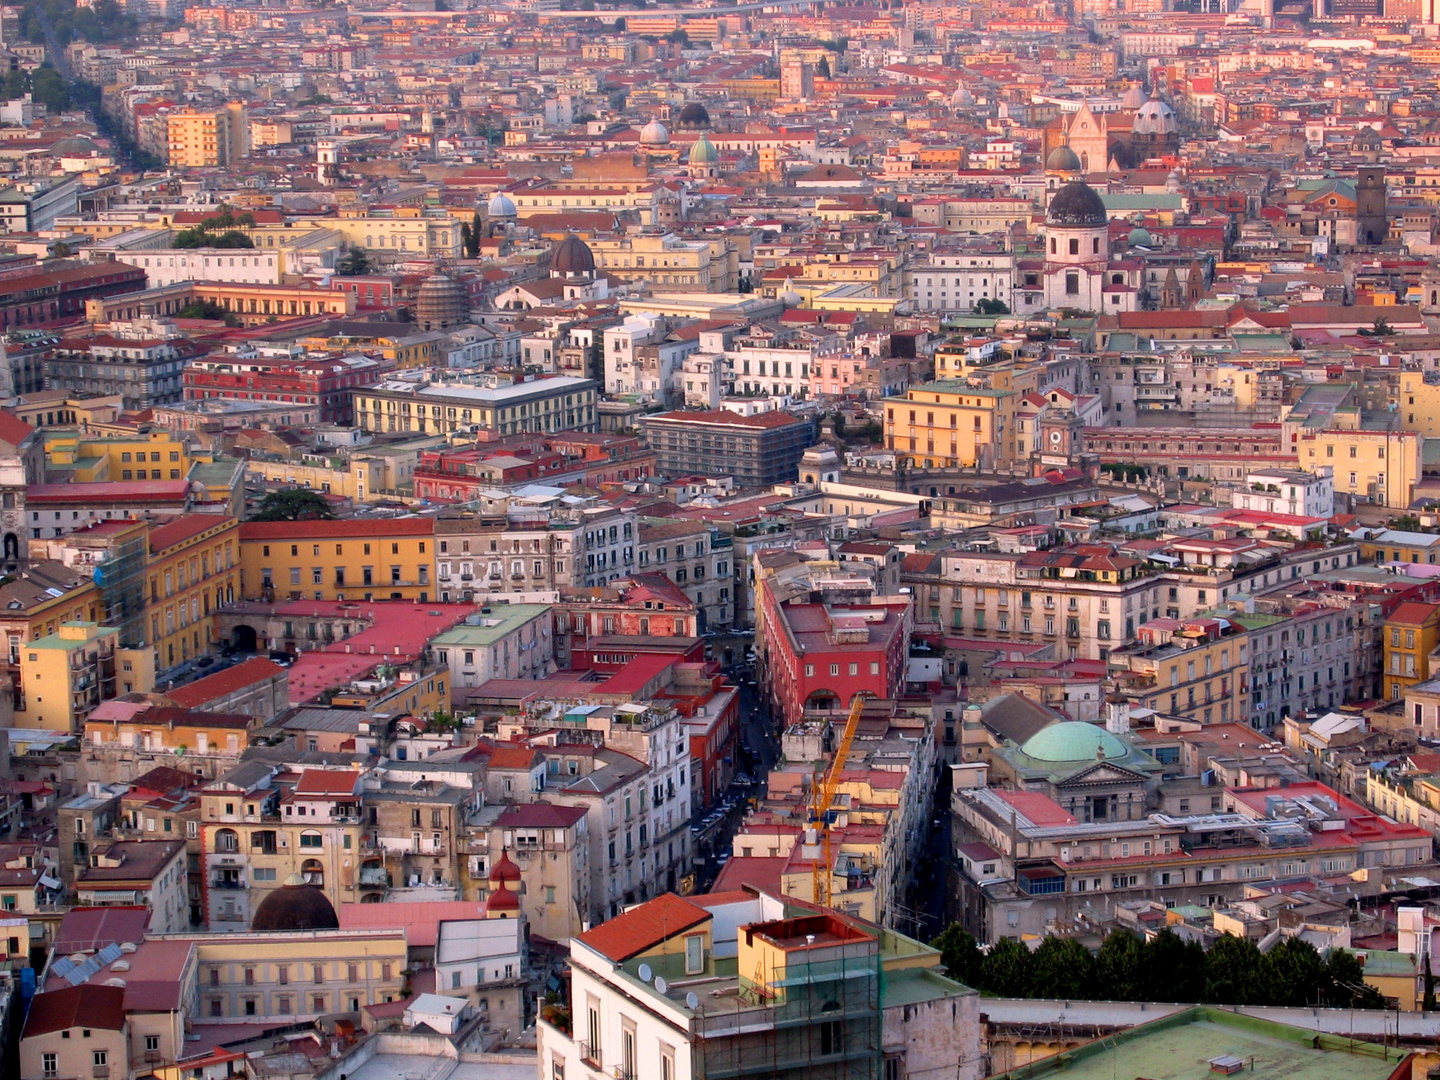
1369, 316, 1393, 337
931, 924, 982, 988
336, 247, 371, 276
1, 68, 26, 101
1264, 936, 1328, 1008
1424, 948, 1436, 1013
1094, 928, 1145, 1001
1141, 928, 1205, 1003
977, 937, 1033, 997
30, 66, 69, 113
1204, 934, 1265, 1006
250, 489, 337, 522
467, 210, 482, 258
1029, 935, 1094, 1000
459, 221, 473, 259
613, 16, 625, 30
974, 298, 1011, 316
48, 240, 72, 259
817, 55, 831, 78
1325, 949, 1386, 1009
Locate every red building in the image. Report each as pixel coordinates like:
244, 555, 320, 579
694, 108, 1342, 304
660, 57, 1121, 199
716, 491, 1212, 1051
758, 577, 910, 728
182, 352, 394, 424
0, 261, 147, 330
554, 575, 696, 669
413, 433, 655, 501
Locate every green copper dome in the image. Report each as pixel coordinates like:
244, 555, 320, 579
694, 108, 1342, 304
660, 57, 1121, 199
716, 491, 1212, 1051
689, 133, 718, 165
1020, 722, 1129, 763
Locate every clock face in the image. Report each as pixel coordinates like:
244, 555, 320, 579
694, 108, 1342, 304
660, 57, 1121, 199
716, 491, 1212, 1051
1050, 430, 1063, 444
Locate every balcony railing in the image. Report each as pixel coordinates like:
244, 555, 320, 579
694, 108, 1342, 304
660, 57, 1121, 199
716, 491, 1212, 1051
578, 1042, 601, 1067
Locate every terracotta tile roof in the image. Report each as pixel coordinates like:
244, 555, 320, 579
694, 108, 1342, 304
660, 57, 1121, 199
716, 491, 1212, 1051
149, 515, 235, 552
165, 658, 286, 709
577, 893, 711, 962
239, 518, 433, 539
23, 983, 126, 1037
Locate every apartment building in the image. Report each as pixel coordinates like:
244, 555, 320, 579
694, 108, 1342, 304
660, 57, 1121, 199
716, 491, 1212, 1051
364, 757, 483, 897
238, 518, 435, 603
351, 376, 599, 438
465, 800, 589, 941
430, 605, 554, 692
906, 250, 1018, 314
537, 890, 982, 1080
952, 776, 1434, 944
639, 409, 813, 487
1109, 617, 1250, 727
166, 104, 248, 167
146, 516, 240, 674
1383, 601, 1440, 699
434, 502, 638, 594
636, 518, 732, 631
884, 380, 1014, 469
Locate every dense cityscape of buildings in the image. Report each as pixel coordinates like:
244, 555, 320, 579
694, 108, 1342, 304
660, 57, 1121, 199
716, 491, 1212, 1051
1, 0, 1440, 1079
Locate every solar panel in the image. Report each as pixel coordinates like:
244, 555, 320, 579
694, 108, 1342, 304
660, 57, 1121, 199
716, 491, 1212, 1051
95, 943, 122, 966
50, 957, 74, 978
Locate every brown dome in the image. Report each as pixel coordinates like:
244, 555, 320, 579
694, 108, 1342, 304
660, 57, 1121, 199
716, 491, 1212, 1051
415, 268, 468, 331
484, 880, 521, 915
552, 236, 595, 277
676, 102, 711, 129
251, 878, 339, 932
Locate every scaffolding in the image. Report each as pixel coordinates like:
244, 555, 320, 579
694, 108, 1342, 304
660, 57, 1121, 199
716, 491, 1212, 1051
93, 531, 148, 648
693, 914, 883, 1080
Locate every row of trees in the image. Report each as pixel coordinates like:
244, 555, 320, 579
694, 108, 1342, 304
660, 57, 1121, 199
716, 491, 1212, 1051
23, 0, 135, 46
458, 212, 483, 260
933, 925, 1398, 1010
1, 65, 68, 112
173, 208, 255, 249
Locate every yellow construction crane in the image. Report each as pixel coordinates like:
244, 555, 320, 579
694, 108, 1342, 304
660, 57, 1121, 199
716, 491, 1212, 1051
810, 691, 872, 909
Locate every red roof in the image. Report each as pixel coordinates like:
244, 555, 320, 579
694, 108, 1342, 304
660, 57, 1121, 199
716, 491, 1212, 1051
577, 894, 711, 961
27, 480, 191, 503
338, 900, 484, 947
23, 984, 126, 1037
149, 515, 235, 552
0, 409, 34, 449
494, 802, 587, 829
294, 769, 361, 796
52, 905, 150, 955
239, 518, 433, 540
644, 409, 808, 430
991, 789, 1077, 827
165, 657, 286, 709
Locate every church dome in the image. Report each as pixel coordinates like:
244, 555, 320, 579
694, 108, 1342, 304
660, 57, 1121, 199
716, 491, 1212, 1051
1120, 82, 1147, 111
251, 876, 339, 933
415, 268, 469, 331
1132, 95, 1179, 137
487, 191, 517, 217
689, 133, 719, 165
639, 119, 670, 145
489, 849, 521, 884
1045, 145, 1082, 172
950, 83, 974, 108
1046, 180, 1108, 228
52, 136, 99, 156
1128, 226, 1154, 248
552, 235, 596, 276
676, 102, 711, 129
1020, 721, 1130, 763
484, 880, 521, 916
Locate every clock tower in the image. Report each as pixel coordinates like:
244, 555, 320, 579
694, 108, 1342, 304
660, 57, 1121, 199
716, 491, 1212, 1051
1036, 408, 1085, 470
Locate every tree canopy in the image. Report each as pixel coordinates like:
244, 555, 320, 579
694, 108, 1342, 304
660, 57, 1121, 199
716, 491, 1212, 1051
250, 489, 337, 522
930, 925, 1373, 1010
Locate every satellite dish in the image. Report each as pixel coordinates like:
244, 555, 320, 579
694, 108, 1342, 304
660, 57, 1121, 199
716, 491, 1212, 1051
638, 963, 653, 983
686, 991, 700, 1010
654, 976, 668, 994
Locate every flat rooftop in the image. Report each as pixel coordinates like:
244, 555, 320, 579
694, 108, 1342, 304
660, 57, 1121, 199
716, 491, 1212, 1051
987, 1006, 1407, 1080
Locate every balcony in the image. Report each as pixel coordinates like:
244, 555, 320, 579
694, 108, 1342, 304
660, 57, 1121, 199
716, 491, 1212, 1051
210, 876, 247, 890
578, 1042, 601, 1068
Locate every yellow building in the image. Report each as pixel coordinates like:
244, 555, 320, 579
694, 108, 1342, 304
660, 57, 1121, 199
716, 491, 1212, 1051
238, 518, 435, 602
201, 768, 376, 927
186, 928, 407, 1021
1383, 601, 1440, 700
146, 516, 241, 672
85, 706, 251, 756
1295, 428, 1420, 509
1398, 372, 1440, 437
0, 571, 101, 677
166, 103, 247, 167
15, 622, 152, 731
8, 392, 123, 431
292, 209, 461, 259
1110, 620, 1251, 726
884, 379, 1015, 469
44, 428, 205, 483
587, 234, 725, 292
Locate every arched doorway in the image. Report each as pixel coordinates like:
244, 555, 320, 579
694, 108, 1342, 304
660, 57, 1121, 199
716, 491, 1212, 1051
805, 689, 841, 714
230, 625, 258, 653
301, 858, 324, 887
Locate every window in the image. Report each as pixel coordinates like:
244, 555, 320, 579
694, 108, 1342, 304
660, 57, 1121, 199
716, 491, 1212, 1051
93, 1051, 108, 1069
300, 832, 322, 848
42, 1054, 57, 1078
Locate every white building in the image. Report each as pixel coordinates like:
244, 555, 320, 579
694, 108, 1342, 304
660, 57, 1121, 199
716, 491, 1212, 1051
537, 889, 982, 1080
1232, 467, 1334, 519
1041, 180, 1139, 314
118, 248, 282, 288
907, 250, 1017, 314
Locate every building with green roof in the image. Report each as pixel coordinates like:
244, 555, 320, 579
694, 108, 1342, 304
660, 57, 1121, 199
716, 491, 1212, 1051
991, 720, 1164, 823
430, 604, 553, 699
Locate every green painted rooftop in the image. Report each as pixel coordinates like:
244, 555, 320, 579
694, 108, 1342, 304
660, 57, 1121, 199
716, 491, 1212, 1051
1020, 721, 1129, 763
988, 1006, 1406, 1080
430, 605, 552, 647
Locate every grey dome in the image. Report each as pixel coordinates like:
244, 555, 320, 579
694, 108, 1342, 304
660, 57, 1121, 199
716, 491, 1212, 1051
1132, 95, 1179, 136
487, 191, 516, 216
52, 136, 99, 156
415, 269, 468, 330
639, 119, 670, 145
1121, 83, 1147, 110
1046, 145, 1082, 172
1047, 181, 1108, 228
